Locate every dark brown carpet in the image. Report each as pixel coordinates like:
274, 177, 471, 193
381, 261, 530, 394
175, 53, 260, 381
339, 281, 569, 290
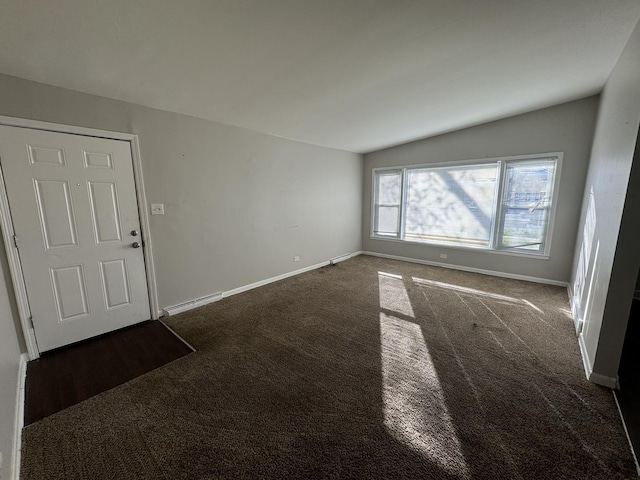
21, 256, 636, 479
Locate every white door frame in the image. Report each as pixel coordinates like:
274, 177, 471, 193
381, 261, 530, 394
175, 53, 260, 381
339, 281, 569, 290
0, 115, 160, 359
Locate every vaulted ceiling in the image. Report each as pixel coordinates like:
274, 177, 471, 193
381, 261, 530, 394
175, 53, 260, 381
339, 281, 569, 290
1, 0, 639, 153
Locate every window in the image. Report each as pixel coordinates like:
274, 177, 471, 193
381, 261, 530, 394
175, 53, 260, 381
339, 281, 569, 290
404, 163, 498, 247
373, 170, 402, 237
498, 159, 556, 252
372, 154, 560, 256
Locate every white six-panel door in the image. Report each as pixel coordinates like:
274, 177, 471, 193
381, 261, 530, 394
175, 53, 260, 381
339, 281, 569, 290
0, 125, 150, 352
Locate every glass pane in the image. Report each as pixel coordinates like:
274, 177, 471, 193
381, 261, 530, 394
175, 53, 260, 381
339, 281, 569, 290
377, 171, 402, 205
500, 159, 556, 251
374, 170, 402, 237
404, 163, 498, 246
377, 206, 400, 235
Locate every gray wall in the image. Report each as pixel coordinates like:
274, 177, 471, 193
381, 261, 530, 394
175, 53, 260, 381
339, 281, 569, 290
0, 73, 362, 472
0, 74, 363, 310
363, 97, 598, 283
571, 19, 640, 383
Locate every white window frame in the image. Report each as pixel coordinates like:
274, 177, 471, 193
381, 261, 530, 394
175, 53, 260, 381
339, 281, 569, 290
370, 152, 563, 258
372, 169, 403, 238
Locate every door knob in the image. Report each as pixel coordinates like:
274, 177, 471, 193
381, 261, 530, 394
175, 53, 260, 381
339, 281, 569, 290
131, 230, 138, 236
132, 242, 141, 248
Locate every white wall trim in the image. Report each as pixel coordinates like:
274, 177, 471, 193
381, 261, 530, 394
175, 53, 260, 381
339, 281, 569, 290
223, 264, 322, 298
361, 251, 569, 287
590, 371, 618, 389
0, 163, 38, 358
163, 292, 223, 316
577, 333, 618, 388
0, 116, 160, 358
568, 285, 618, 388
11, 353, 27, 480
330, 251, 360, 265
129, 136, 160, 320
162, 252, 363, 317
0, 115, 138, 141
223, 252, 361, 299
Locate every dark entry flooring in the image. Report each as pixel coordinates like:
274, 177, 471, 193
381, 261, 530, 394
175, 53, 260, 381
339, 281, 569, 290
615, 298, 640, 473
24, 319, 194, 425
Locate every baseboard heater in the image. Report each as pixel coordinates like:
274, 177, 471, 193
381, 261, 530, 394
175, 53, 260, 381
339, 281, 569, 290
163, 292, 223, 316
330, 253, 353, 265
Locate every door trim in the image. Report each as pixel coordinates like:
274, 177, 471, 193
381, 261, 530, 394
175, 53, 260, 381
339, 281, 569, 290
0, 115, 159, 359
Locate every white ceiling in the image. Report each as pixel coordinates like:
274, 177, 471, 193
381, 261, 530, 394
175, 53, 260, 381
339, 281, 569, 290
0, 1, 639, 153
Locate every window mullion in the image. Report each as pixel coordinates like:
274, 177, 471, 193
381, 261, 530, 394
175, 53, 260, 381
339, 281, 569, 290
492, 161, 508, 250
371, 169, 378, 237
399, 168, 408, 240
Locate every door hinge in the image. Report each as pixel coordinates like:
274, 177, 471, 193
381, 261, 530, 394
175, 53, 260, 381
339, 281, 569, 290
28, 315, 34, 329
13, 234, 18, 248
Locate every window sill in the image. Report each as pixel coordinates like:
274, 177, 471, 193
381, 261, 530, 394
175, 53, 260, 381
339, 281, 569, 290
369, 235, 550, 260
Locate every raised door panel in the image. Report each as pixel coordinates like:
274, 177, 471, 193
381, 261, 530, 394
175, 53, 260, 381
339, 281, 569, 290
83, 150, 113, 169
100, 259, 131, 310
50, 265, 90, 322
88, 182, 122, 244
28, 145, 66, 166
33, 180, 79, 249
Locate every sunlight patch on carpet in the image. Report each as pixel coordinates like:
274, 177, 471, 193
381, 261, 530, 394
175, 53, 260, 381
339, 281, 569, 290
412, 276, 543, 313
378, 272, 414, 317
380, 312, 469, 478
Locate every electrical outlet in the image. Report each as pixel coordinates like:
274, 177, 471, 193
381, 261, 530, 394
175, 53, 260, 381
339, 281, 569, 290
293, 256, 300, 262
440, 253, 448, 259
150, 203, 165, 215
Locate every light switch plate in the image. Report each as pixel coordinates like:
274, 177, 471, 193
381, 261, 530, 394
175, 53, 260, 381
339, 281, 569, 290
151, 203, 165, 215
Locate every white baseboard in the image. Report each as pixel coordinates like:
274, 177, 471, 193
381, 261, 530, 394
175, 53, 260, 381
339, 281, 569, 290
589, 371, 618, 389
221, 262, 328, 299
162, 252, 363, 316
572, 285, 617, 388
12, 353, 27, 480
566, 282, 574, 306
163, 292, 223, 316
578, 333, 618, 388
330, 251, 361, 265
361, 251, 569, 287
